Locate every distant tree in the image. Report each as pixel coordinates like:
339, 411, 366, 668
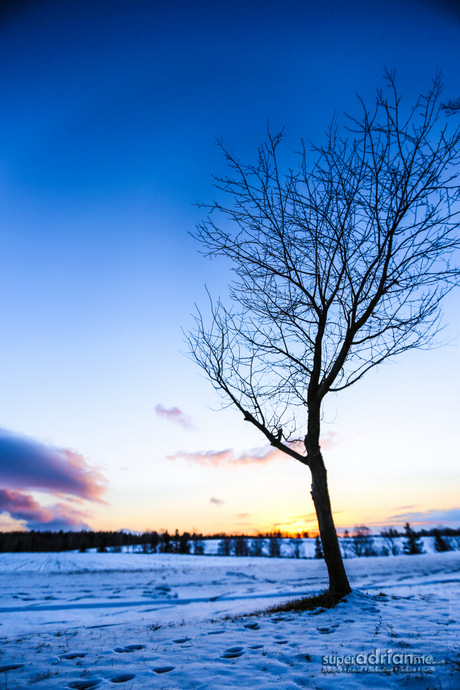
351, 526, 376, 557
249, 536, 264, 557
217, 537, 234, 556
173, 529, 181, 553
191, 533, 205, 555
178, 531, 191, 554
149, 531, 160, 553
314, 536, 324, 559
403, 523, 424, 555
188, 73, 460, 597
159, 530, 173, 553
97, 534, 108, 553
268, 533, 281, 558
234, 536, 249, 557
380, 528, 400, 556
291, 535, 301, 559
433, 529, 452, 552
340, 530, 352, 559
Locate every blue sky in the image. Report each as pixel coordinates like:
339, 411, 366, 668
0, 0, 459, 534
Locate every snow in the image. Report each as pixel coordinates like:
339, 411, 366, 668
0, 551, 459, 688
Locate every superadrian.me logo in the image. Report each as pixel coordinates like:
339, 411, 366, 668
321, 649, 446, 675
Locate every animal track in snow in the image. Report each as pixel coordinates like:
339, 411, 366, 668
206, 629, 225, 635
114, 644, 145, 653
0, 663, 25, 672
110, 673, 136, 683
152, 665, 175, 674
221, 646, 245, 659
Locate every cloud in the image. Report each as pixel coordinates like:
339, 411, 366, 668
272, 512, 319, 528
155, 404, 195, 430
210, 497, 224, 506
0, 428, 106, 500
168, 444, 285, 467
389, 507, 460, 526
236, 513, 250, 518
167, 429, 340, 468
320, 431, 339, 450
0, 489, 90, 531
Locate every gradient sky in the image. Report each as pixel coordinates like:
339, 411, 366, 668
0, 0, 459, 535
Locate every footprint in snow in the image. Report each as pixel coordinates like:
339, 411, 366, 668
206, 629, 225, 635
173, 637, 191, 644
110, 673, 136, 683
153, 666, 175, 674
244, 622, 260, 630
59, 652, 87, 660
68, 681, 101, 689
0, 664, 25, 673
317, 627, 333, 634
250, 644, 264, 650
114, 644, 145, 653
221, 647, 245, 659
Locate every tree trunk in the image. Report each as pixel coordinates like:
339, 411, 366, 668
309, 452, 351, 596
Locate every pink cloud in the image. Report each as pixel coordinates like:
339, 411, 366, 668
168, 444, 285, 467
168, 433, 339, 468
0, 489, 91, 530
155, 404, 195, 430
320, 431, 338, 450
0, 428, 107, 501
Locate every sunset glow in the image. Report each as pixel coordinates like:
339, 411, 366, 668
0, 0, 458, 537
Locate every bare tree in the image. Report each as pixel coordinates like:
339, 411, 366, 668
188, 73, 460, 597
441, 97, 460, 116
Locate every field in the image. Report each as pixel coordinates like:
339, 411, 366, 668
0, 550, 459, 688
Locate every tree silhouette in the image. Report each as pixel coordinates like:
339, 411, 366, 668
441, 97, 460, 116
433, 528, 452, 552
403, 523, 424, 555
188, 73, 460, 597
314, 536, 324, 559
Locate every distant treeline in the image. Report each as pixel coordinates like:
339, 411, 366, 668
0, 525, 459, 554
0, 529, 202, 553
0, 529, 287, 554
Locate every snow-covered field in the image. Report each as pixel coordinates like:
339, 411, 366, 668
0, 551, 459, 688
